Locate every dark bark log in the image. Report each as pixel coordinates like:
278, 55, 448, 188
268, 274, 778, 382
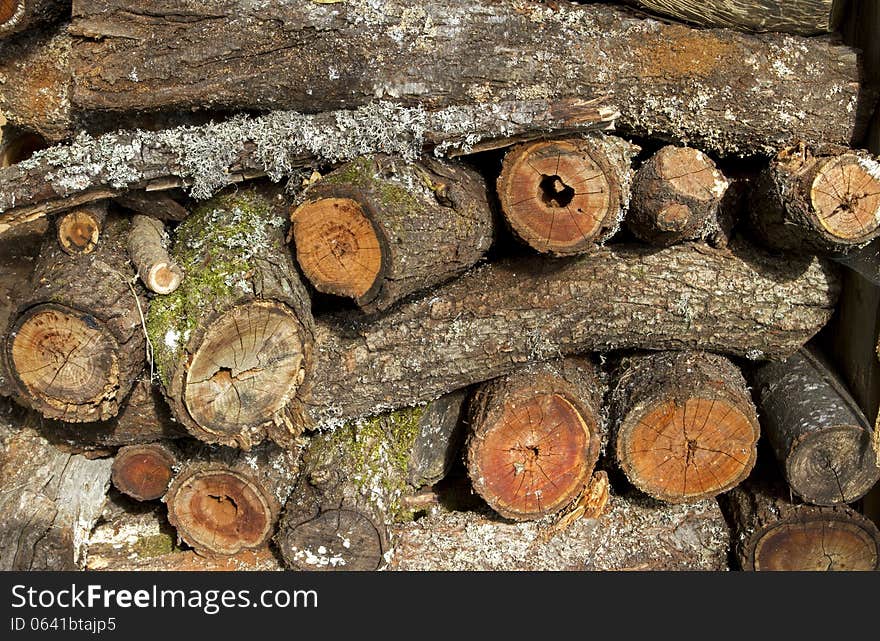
617, 0, 835, 35
56, 200, 106, 255
67, 1, 864, 156
164, 442, 300, 557
3, 214, 146, 422
0, 27, 71, 141
128, 214, 183, 294
291, 155, 493, 313
389, 493, 730, 570
114, 190, 190, 222
406, 390, 468, 489
275, 398, 465, 571
749, 348, 880, 505
626, 145, 733, 247
0, 418, 112, 570
292, 241, 838, 431
750, 143, 880, 254
723, 480, 880, 571
0, 0, 68, 38
466, 358, 604, 520
0, 97, 615, 237
610, 351, 759, 503
146, 189, 314, 449
111, 441, 178, 502
496, 135, 635, 255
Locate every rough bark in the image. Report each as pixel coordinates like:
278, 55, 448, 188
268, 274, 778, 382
389, 493, 730, 571
626, 145, 733, 247
291, 154, 493, 313
466, 358, 605, 520
723, 480, 880, 571
3, 214, 146, 422
496, 135, 635, 255
0, 0, 68, 38
750, 143, 880, 254
164, 442, 300, 557
0, 416, 112, 570
128, 214, 183, 294
618, 0, 835, 34
0, 26, 71, 141
56, 200, 106, 255
292, 241, 838, 431
66, 1, 864, 156
146, 189, 314, 450
610, 351, 759, 503
0, 97, 616, 237
275, 398, 466, 571
111, 441, 178, 502
114, 190, 190, 221
749, 348, 880, 505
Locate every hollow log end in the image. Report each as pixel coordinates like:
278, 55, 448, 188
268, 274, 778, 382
111, 444, 176, 501
498, 139, 618, 255
468, 391, 598, 520
165, 466, 279, 556
291, 197, 383, 301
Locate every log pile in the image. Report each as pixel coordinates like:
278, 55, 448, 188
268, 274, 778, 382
0, 0, 878, 573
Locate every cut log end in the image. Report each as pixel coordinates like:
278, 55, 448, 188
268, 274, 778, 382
656, 203, 693, 232
618, 397, 758, 503
280, 509, 384, 571
57, 209, 102, 255
183, 301, 305, 438
165, 467, 276, 556
656, 146, 726, 202
498, 139, 615, 255
146, 263, 182, 295
787, 425, 880, 505
752, 512, 880, 571
8, 303, 119, 422
0, 0, 21, 28
469, 392, 594, 520
291, 197, 382, 300
111, 444, 175, 501
810, 154, 880, 243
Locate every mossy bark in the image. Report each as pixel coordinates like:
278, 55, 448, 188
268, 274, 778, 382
146, 188, 314, 449
276, 396, 466, 571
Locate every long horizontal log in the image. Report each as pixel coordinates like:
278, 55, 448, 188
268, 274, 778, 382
291, 241, 839, 431
0, 97, 616, 236
66, 1, 864, 156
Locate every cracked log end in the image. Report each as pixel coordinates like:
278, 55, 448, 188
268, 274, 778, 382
165, 466, 277, 556
468, 387, 599, 521
809, 154, 880, 244
291, 197, 382, 300
183, 301, 305, 439
280, 508, 384, 571
111, 443, 176, 501
7, 303, 120, 422
497, 139, 618, 255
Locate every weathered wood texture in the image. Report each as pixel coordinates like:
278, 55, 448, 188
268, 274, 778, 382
0, 27, 71, 140
0, 0, 68, 38
724, 480, 880, 571
146, 189, 314, 449
66, 1, 864, 156
128, 214, 182, 294
750, 143, 880, 254
618, 0, 836, 34
111, 441, 178, 502
749, 348, 879, 505
390, 494, 730, 570
114, 190, 189, 222
165, 442, 300, 556
496, 135, 635, 255
3, 215, 146, 422
292, 241, 838, 431
0, 97, 616, 236
626, 145, 732, 247
610, 351, 759, 503
276, 398, 465, 571
466, 358, 604, 520
291, 155, 493, 313
0, 416, 112, 570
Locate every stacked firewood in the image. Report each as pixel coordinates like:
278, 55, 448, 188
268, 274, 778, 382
1, 0, 879, 572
